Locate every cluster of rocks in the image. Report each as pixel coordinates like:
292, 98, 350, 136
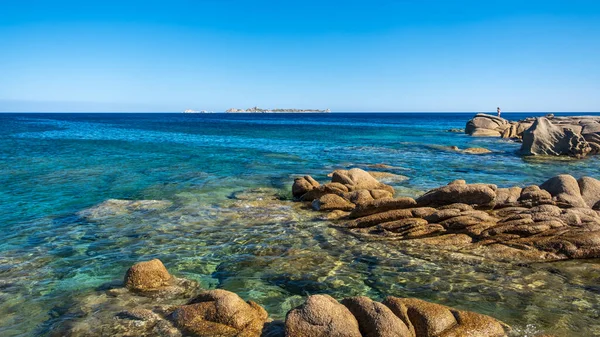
293, 168, 600, 262
465, 114, 600, 158
63, 258, 511, 337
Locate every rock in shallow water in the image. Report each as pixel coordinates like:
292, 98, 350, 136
293, 171, 600, 262
125, 259, 173, 292
78, 199, 173, 219
521, 117, 591, 158
171, 289, 268, 337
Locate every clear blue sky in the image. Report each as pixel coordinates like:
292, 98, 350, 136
1, 0, 599, 112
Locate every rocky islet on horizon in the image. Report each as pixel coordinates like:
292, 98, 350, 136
226, 106, 331, 113
465, 113, 600, 158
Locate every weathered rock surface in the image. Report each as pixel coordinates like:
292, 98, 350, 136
285, 294, 362, 337
285, 295, 508, 337
292, 175, 320, 198
171, 289, 268, 337
416, 182, 497, 208
125, 259, 173, 292
294, 168, 396, 207
465, 114, 509, 137
60, 260, 513, 337
341, 296, 412, 337
521, 117, 591, 157
313, 193, 355, 211
293, 171, 600, 262
465, 113, 600, 158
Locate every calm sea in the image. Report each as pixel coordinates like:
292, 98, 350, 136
1, 112, 599, 336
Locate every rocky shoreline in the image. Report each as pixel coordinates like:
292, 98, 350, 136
56, 259, 510, 337
293, 168, 600, 262
465, 114, 600, 158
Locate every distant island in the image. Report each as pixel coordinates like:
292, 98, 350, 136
225, 106, 331, 113
183, 109, 211, 113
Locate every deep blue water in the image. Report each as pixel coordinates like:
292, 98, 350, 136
1, 112, 600, 336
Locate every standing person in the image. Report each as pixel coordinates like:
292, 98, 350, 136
497, 107, 501, 117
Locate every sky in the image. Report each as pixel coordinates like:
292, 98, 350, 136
1, 0, 599, 112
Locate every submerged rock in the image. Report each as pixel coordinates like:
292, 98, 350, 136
78, 199, 173, 219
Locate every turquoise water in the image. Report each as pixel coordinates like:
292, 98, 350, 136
1, 112, 600, 336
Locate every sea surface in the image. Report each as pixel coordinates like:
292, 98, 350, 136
1, 112, 600, 336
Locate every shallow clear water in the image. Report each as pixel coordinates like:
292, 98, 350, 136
1, 112, 599, 336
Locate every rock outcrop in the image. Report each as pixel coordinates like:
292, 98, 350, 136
294, 168, 396, 209
293, 172, 600, 262
59, 260, 512, 337
521, 117, 591, 157
464, 113, 600, 158
465, 114, 510, 137
285, 295, 508, 337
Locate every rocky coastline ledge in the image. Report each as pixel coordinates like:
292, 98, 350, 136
57, 258, 510, 337
465, 114, 600, 158
293, 168, 600, 262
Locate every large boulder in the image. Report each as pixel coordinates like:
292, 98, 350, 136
341, 296, 412, 337
332, 168, 393, 193
521, 117, 591, 157
312, 194, 355, 212
465, 114, 508, 136
416, 182, 497, 208
285, 294, 362, 337
539, 175, 587, 208
382, 297, 507, 337
171, 289, 268, 337
124, 259, 173, 292
292, 175, 320, 198
578, 176, 600, 208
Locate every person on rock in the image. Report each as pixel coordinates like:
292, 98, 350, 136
497, 107, 501, 117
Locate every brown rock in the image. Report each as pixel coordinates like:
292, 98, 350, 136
382, 297, 457, 337
312, 194, 355, 212
349, 197, 417, 219
285, 295, 362, 337
292, 176, 320, 198
370, 189, 394, 200
301, 183, 347, 202
341, 296, 412, 337
540, 175, 587, 208
578, 176, 600, 208
494, 187, 522, 208
124, 259, 173, 292
416, 182, 497, 207
171, 289, 268, 337
383, 297, 506, 337
346, 189, 375, 205
518, 185, 553, 206
332, 168, 383, 190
